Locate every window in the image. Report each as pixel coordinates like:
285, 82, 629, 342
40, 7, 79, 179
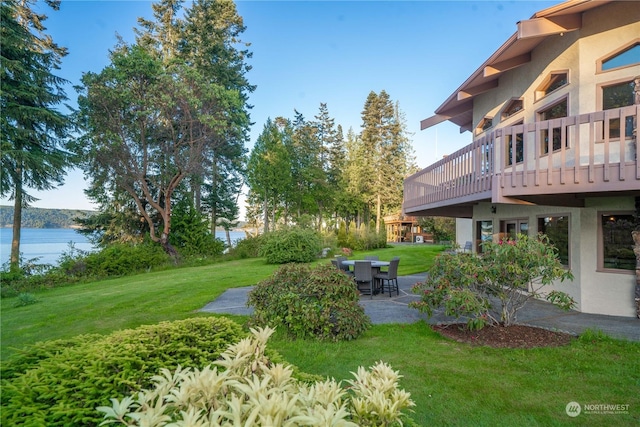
535, 71, 568, 101
600, 42, 640, 72
602, 80, 635, 139
502, 98, 524, 120
538, 98, 568, 154
505, 131, 524, 166
476, 220, 493, 254
500, 219, 528, 240
476, 117, 493, 134
538, 215, 569, 266
600, 213, 635, 271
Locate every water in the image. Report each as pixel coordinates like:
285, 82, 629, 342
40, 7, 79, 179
0, 228, 246, 267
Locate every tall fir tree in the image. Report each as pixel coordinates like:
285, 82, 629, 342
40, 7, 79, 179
360, 90, 414, 232
0, 0, 71, 271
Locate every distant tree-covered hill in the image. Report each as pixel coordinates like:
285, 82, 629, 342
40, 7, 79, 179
0, 206, 96, 229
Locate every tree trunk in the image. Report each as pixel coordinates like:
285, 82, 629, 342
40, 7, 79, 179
263, 193, 269, 234
225, 228, 231, 248
375, 193, 382, 233
10, 175, 23, 273
160, 234, 179, 262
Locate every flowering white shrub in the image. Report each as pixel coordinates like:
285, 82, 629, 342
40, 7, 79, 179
97, 326, 415, 426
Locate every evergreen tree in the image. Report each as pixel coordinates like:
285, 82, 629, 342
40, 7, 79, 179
360, 90, 414, 232
314, 103, 341, 229
74, 0, 252, 253
181, 0, 253, 227
0, 0, 71, 272
246, 118, 292, 233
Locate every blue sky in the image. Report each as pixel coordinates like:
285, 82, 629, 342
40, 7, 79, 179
4, 0, 557, 211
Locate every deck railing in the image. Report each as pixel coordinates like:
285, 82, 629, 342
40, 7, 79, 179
404, 105, 639, 213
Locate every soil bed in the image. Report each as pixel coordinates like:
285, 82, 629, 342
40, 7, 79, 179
432, 324, 575, 348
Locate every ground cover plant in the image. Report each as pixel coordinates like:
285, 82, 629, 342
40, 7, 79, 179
248, 263, 370, 340
1, 317, 247, 426
98, 327, 416, 426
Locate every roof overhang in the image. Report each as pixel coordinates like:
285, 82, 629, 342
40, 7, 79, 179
421, 0, 612, 133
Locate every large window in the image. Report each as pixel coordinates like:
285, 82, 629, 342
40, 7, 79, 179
538, 98, 568, 154
602, 80, 635, 139
600, 213, 636, 271
538, 215, 569, 266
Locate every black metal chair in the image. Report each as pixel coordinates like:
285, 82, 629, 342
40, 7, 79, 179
374, 258, 400, 297
354, 260, 374, 298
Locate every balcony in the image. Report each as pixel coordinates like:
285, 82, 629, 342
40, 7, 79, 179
404, 105, 640, 217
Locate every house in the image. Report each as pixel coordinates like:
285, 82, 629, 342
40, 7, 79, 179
403, 0, 640, 318
383, 214, 433, 243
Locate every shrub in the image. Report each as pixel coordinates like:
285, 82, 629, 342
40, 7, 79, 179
247, 263, 371, 341
170, 199, 225, 258
78, 241, 170, 277
97, 327, 416, 426
1, 317, 246, 426
410, 234, 574, 330
12, 292, 39, 308
226, 233, 263, 259
259, 227, 322, 264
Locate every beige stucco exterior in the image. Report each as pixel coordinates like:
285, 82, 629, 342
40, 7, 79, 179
406, 1, 640, 318
470, 197, 636, 317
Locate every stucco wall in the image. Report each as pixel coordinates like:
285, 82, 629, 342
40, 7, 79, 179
455, 218, 472, 250
471, 197, 637, 317
472, 2, 640, 133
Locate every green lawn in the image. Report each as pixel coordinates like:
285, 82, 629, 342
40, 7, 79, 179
2, 243, 639, 425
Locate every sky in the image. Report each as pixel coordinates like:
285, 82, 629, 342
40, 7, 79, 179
2, 0, 558, 213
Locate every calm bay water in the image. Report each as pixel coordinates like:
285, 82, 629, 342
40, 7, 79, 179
0, 228, 246, 267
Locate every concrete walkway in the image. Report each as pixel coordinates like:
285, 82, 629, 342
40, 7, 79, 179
200, 273, 640, 342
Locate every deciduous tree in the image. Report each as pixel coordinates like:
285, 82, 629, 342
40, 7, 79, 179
74, 44, 241, 257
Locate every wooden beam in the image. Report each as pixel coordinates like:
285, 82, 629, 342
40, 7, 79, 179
483, 53, 531, 77
457, 79, 499, 100
517, 14, 582, 39
420, 114, 450, 130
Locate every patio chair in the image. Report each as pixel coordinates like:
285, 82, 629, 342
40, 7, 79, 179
374, 258, 399, 297
335, 256, 353, 276
364, 255, 379, 261
463, 241, 473, 252
354, 260, 374, 298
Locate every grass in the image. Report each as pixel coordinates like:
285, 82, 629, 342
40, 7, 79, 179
2, 243, 639, 425
269, 324, 640, 426
0, 244, 439, 361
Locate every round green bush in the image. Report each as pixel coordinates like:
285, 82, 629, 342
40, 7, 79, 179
0, 317, 246, 426
259, 227, 322, 264
247, 263, 371, 341
227, 234, 264, 259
